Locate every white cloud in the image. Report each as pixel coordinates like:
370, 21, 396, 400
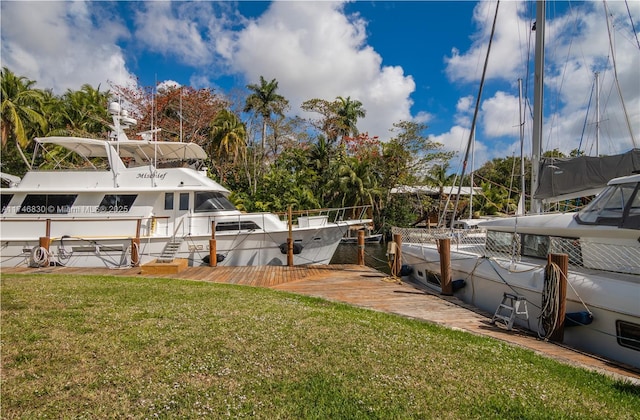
133, 2, 217, 67
442, 0, 639, 162
228, 1, 415, 140
2, 0, 635, 157
430, 125, 470, 159
480, 91, 521, 138
0, 2, 134, 93
1, 1, 416, 142
445, 1, 530, 85
414, 111, 434, 125
157, 80, 181, 92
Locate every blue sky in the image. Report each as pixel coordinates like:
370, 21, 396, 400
2, 1, 639, 172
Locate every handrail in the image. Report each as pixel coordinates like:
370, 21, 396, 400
274, 205, 372, 220
171, 218, 185, 242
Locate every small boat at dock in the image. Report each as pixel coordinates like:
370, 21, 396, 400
340, 224, 383, 244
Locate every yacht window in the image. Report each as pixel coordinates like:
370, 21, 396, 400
215, 221, 261, 231
164, 193, 174, 210
195, 192, 237, 213
616, 320, 640, 352
18, 194, 77, 214
179, 193, 189, 211
577, 182, 636, 226
97, 195, 137, 212
1, 194, 13, 213
522, 234, 549, 258
484, 231, 514, 255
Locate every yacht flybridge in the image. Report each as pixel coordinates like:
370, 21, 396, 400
0, 102, 371, 268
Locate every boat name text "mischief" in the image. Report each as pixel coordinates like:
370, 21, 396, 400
136, 171, 167, 180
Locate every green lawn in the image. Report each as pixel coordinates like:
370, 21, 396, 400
2, 273, 638, 419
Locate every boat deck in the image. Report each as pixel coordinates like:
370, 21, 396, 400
3, 264, 638, 383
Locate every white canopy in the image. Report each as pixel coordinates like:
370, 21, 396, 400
35, 137, 208, 161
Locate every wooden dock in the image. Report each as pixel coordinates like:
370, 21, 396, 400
3, 264, 639, 383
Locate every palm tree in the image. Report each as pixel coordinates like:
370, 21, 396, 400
209, 109, 246, 162
335, 96, 365, 142
58, 84, 111, 136
243, 76, 288, 155
330, 155, 382, 215
424, 163, 456, 224
1, 67, 47, 167
209, 109, 247, 184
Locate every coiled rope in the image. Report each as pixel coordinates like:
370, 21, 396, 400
29, 246, 51, 268
539, 262, 562, 339
129, 241, 140, 266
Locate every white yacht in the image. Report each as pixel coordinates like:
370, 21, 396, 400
0, 102, 371, 268
397, 174, 640, 369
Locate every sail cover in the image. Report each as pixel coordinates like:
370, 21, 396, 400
534, 149, 640, 201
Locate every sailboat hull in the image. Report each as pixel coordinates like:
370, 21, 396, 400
402, 242, 640, 370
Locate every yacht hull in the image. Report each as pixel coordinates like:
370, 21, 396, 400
402, 242, 640, 370
0, 224, 351, 268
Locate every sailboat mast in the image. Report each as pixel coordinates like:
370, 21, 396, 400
531, 0, 545, 214
469, 133, 474, 220
519, 78, 526, 214
595, 72, 600, 157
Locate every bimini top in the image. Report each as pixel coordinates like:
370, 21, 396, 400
35, 137, 208, 161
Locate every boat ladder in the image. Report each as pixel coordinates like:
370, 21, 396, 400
491, 293, 529, 330
157, 238, 184, 263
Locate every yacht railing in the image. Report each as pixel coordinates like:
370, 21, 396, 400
276, 205, 371, 224
392, 227, 487, 254
392, 227, 640, 275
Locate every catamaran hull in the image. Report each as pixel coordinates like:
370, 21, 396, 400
0, 224, 350, 268
402, 243, 640, 370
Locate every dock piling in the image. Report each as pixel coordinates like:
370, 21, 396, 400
438, 238, 453, 295
209, 221, 217, 267
357, 230, 365, 265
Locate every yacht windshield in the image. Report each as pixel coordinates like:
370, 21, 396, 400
194, 191, 237, 213
576, 181, 640, 228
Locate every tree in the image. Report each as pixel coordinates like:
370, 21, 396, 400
332, 154, 383, 214
235, 146, 320, 213
55, 84, 111, 136
111, 83, 226, 146
380, 121, 454, 228
335, 96, 366, 142
424, 162, 457, 223
1, 67, 47, 168
302, 96, 366, 145
244, 76, 288, 155
209, 109, 246, 161
473, 155, 530, 214
209, 109, 246, 183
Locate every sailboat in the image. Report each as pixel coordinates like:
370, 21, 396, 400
395, 1, 640, 370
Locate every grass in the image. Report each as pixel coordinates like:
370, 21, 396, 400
1, 273, 639, 419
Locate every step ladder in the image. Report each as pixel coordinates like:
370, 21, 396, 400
491, 293, 528, 330
157, 239, 184, 263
